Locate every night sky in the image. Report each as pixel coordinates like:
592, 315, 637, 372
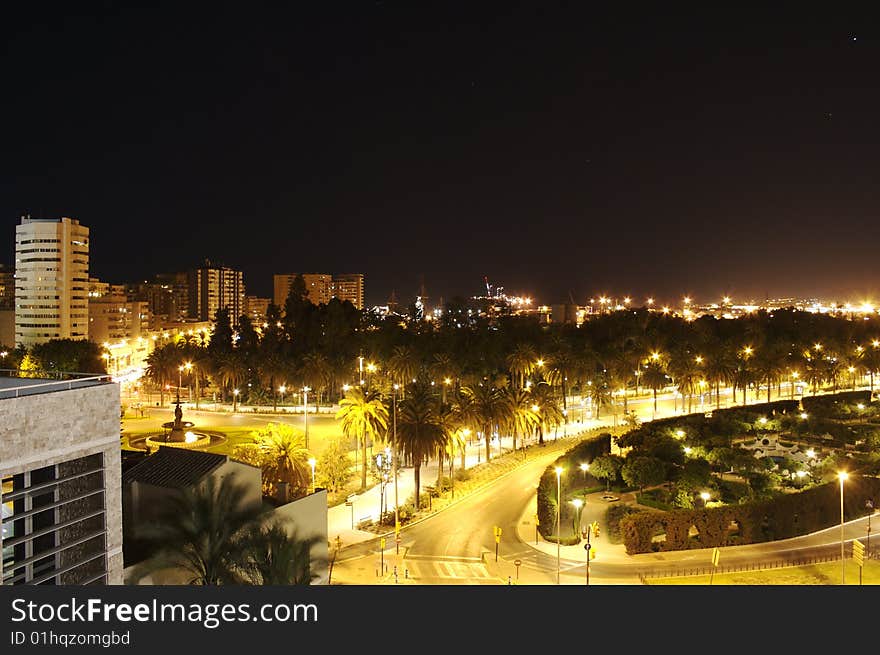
3, 2, 879, 307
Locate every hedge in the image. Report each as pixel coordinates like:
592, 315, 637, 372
619, 475, 880, 554
802, 390, 872, 416
536, 432, 613, 539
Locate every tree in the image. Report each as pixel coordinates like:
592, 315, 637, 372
132, 475, 265, 585
395, 383, 446, 508
640, 361, 668, 417
501, 386, 539, 453
462, 383, 504, 462
621, 456, 666, 493
337, 387, 389, 490
30, 338, 106, 374
590, 454, 624, 491
144, 343, 180, 406
234, 423, 313, 498
241, 522, 320, 585
316, 436, 354, 492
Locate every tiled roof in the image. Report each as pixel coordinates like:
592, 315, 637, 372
122, 447, 227, 488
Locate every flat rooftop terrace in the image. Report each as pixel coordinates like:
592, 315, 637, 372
0, 371, 115, 399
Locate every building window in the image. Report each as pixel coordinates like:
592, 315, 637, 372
2, 453, 107, 585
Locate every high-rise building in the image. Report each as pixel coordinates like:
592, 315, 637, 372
274, 273, 364, 309
88, 297, 151, 345
244, 295, 270, 325
188, 261, 245, 325
273, 273, 332, 307
1, 373, 123, 584
127, 273, 189, 322
0, 264, 14, 310
14, 216, 89, 347
331, 273, 364, 310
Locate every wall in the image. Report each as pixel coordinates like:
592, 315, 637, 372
0, 381, 122, 583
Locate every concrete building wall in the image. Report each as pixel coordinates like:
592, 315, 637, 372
0, 381, 123, 584
270, 489, 329, 584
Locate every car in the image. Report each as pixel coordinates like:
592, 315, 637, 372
602, 494, 620, 502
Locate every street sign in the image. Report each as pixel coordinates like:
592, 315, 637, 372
711, 547, 720, 567
493, 526, 502, 537
380, 537, 386, 550
853, 539, 865, 567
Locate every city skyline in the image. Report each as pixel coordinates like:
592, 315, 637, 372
3, 4, 879, 306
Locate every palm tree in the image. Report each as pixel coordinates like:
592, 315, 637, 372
396, 383, 446, 508
703, 346, 736, 409
241, 522, 321, 585
463, 383, 504, 462
430, 352, 461, 405
214, 351, 247, 403
144, 343, 180, 406
132, 475, 265, 585
337, 387, 389, 490
506, 343, 537, 389
501, 386, 539, 452
250, 423, 313, 498
864, 341, 880, 394
531, 381, 563, 444
259, 351, 289, 411
640, 361, 668, 417
300, 351, 331, 410
387, 344, 421, 391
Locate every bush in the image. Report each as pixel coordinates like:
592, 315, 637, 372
605, 504, 646, 543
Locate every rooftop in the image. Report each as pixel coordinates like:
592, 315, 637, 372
0, 371, 114, 400
122, 447, 228, 489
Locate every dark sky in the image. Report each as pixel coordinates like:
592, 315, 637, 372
3, 2, 879, 307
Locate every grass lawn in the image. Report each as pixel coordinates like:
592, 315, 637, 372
647, 559, 880, 585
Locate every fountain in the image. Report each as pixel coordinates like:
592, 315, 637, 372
140, 396, 218, 452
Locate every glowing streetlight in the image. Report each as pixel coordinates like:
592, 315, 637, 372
722, 296, 731, 304
695, 355, 703, 364
302, 386, 311, 448
570, 498, 584, 543
308, 457, 317, 493
579, 462, 589, 483
800, 412, 809, 420
838, 471, 849, 584
232, 388, 240, 413
700, 491, 711, 506
683, 446, 692, 455
555, 466, 563, 584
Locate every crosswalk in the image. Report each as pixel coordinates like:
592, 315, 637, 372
399, 557, 498, 584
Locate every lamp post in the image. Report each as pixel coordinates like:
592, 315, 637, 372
839, 471, 848, 584
393, 384, 400, 554
308, 457, 316, 493
232, 388, 239, 413
279, 384, 286, 407
570, 498, 584, 542
867, 499, 874, 558
555, 466, 563, 584
579, 462, 589, 487
303, 386, 310, 448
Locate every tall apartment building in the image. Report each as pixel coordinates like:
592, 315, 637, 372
245, 295, 270, 325
88, 297, 151, 345
273, 273, 332, 307
127, 272, 189, 322
14, 216, 89, 347
0, 264, 14, 309
188, 262, 245, 324
1, 374, 123, 585
273, 272, 364, 309
331, 273, 364, 310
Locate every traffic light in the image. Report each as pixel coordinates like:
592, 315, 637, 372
590, 547, 597, 560
591, 521, 600, 537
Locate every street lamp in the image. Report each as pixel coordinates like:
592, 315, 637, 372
302, 386, 311, 448
392, 384, 400, 554
308, 457, 316, 493
279, 384, 286, 407
570, 498, 584, 542
838, 471, 848, 584
700, 491, 711, 507
555, 466, 563, 584
579, 462, 589, 485
232, 388, 239, 413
